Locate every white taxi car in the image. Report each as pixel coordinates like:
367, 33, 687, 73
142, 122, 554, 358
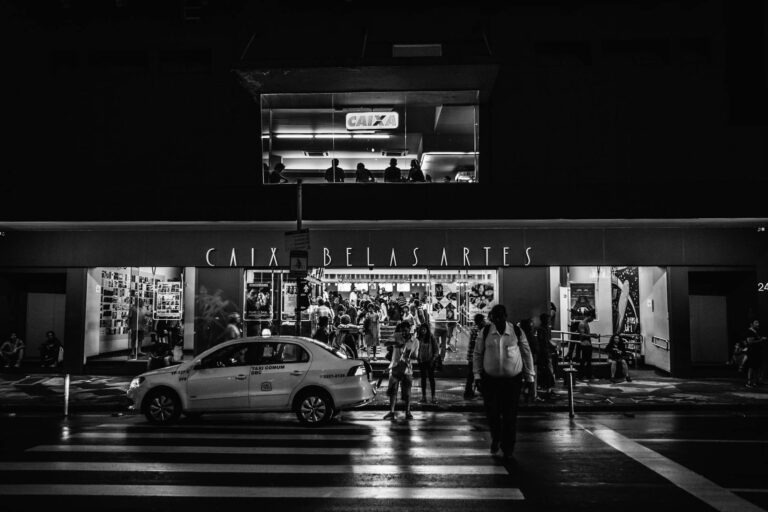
127, 336, 375, 425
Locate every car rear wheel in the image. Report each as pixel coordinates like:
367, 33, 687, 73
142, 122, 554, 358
295, 390, 334, 425
144, 388, 181, 425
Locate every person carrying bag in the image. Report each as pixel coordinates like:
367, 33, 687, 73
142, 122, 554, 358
473, 305, 535, 460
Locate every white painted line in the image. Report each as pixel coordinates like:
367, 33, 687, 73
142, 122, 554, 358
0, 485, 524, 499
0, 462, 507, 475
580, 420, 765, 512
70, 432, 485, 443
95, 422, 484, 432
634, 438, 768, 444
28, 445, 492, 457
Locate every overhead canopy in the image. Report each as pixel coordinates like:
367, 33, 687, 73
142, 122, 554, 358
234, 64, 498, 101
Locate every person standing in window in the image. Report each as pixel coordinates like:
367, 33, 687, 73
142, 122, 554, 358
355, 163, 375, 182
384, 158, 401, 183
407, 160, 425, 182
324, 159, 344, 182
268, 162, 288, 184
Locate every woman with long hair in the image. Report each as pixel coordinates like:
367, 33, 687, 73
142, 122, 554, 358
416, 322, 440, 403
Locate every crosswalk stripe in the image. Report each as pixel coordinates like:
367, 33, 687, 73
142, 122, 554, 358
69, 432, 485, 443
0, 484, 524, 499
28, 445, 493, 457
633, 438, 768, 444
0, 462, 507, 475
95, 422, 485, 432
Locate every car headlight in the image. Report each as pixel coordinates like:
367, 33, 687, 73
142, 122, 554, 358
129, 376, 145, 390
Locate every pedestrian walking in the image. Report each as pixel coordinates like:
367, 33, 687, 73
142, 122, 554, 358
473, 305, 535, 459
744, 319, 766, 388
383, 322, 419, 420
464, 313, 486, 399
363, 304, 380, 360
416, 323, 439, 403
577, 312, 598, 381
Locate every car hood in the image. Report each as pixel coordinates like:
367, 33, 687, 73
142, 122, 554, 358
141, 363, 187, 378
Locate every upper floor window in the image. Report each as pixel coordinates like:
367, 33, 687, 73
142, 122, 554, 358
261, 91, 479, 184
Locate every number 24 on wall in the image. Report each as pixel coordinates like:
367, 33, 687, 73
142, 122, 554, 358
759, 283, 768, 292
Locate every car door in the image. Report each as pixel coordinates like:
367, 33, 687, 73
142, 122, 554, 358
186, 342, 254, 411
249, 341, 311, 409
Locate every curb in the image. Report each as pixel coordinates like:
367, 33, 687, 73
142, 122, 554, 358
2, 402, 767, 415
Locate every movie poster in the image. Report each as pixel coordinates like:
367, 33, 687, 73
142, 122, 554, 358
282, 281, 297, 321
431, 282, 458, 321
468, 282, 495, 316
570, 283, 596, 322
245, 282, 272, 321
611, 266, 640, 334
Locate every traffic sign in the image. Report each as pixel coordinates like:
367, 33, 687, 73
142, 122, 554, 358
289, 250, 309, 275
285, 229, 310, 251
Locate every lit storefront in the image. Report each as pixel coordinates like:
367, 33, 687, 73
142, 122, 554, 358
0, 221, 765, 378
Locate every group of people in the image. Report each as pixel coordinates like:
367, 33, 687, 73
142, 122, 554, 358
383, 303, 536, 461
263, 158, 457, 184
563, 312, 634, 383
0, 331, 63, 369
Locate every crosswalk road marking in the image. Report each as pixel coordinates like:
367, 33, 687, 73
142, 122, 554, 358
2, 413, 522, 501
0, 485, 524, 500
0, 462, 508, 475
28, 445, 494, 456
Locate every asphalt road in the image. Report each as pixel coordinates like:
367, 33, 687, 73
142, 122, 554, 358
0, 409, 766, 511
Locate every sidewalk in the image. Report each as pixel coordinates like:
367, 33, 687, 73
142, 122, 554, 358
1, 368, 767, 414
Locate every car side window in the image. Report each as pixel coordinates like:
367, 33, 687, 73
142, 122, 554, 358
200, 343, 253, 369
255, 343, 308, 364
280, 343, 309, 363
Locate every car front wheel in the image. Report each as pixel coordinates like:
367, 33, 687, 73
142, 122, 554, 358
295, 390, 334, 425
144, 388, 181, 425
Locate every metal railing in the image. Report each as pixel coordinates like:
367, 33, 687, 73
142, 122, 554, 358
651, 336, 670, 351
551, 330, 643, 365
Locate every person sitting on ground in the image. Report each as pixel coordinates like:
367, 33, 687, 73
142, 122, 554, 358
606, 334, 632, 383
40, 331, 62, 368
1, 333, 25, 368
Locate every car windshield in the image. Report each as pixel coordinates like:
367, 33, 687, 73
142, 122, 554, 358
303, 338, 348, 359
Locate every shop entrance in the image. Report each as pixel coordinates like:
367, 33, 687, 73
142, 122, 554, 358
316, 268, 498, 366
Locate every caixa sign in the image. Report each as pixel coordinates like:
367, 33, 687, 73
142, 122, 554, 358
345, 112, 399, 130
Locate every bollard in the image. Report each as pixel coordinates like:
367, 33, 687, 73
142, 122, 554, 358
64, 373, 70, 417
563, 365, 577, 418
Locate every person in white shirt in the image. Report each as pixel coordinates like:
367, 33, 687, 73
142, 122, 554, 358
473, 304, 535, 459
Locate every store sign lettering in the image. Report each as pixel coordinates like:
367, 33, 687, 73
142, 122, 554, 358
205, 246, 532, 267
345, 112, 399, 130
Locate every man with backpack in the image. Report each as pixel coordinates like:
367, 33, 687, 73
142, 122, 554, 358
473, 304, 535, 460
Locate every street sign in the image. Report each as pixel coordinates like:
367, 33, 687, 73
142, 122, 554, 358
289, 250, 309, 275
285, 229, 310, 251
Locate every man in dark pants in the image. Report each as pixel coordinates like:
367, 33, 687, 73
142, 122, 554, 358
474, 305, 535, 459
464, 313, 486, 399
577, 312, 598, 381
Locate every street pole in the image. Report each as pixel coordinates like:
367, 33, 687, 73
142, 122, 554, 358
63, 373, 70, 417
564, 363, 577, 418
296, 179, 303, 337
